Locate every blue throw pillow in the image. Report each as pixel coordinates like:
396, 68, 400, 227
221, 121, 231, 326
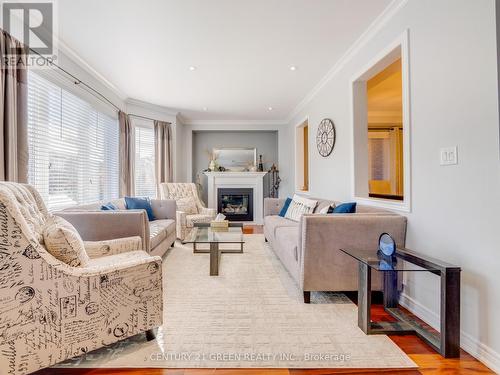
332, 202, 356, 214
279, 197, 292, 217
101, 202, 118, 211
124, 197, 155, 221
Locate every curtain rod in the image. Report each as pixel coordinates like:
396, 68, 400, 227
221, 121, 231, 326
29, 47, 122, 113
128, 113, 157, 122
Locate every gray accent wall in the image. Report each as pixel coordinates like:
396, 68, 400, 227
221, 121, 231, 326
192, 130, 278, 204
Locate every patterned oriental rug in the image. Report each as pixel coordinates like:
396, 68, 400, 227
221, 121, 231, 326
56, 234, 416, 369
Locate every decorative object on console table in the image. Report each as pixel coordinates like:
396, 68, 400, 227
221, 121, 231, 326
269, 164, 281, 198
378, 232, 396, 257
339, 246, 461, 358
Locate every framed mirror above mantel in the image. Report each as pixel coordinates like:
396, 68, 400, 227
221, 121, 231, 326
213, 147, 257, 172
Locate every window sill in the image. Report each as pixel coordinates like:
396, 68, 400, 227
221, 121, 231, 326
295, 189, 311, 196
355, 196, 411, 213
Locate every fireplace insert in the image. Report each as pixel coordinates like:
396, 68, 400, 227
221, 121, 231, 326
217, 188, 253, 221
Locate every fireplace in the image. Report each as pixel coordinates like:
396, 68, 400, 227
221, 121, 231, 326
217, 188, 253, 221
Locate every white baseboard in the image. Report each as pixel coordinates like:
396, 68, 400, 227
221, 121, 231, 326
399, 292, 500, 373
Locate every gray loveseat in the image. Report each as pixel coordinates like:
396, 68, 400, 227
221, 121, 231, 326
264, 197, 407, 303
56, 198, 176, 257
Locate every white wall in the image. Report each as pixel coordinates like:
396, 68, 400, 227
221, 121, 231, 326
288, 0, 500, 371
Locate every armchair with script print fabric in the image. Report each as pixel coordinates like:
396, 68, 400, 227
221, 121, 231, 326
0, 182, 163, 375
159, 182, 216, 240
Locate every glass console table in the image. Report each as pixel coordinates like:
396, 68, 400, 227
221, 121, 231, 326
340, 247, 461, 358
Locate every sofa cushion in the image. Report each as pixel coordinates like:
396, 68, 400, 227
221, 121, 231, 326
125, 197, 155, 221
275, 226, 299, 261
43, 215, 90, 267
149, 219, 175, 249
314, 199, 337, 214
101, 202, 118, 210
186, 214, 213, 228
332, 202, 356, 213
285, 194, 317, 222
264, 215, 298, 238
279, 197, 292, 217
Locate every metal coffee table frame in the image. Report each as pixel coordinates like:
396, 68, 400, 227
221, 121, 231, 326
184, 222, 244, 276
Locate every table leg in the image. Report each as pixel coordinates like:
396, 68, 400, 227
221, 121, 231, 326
383, 270, 399, 308
358, 262, 371, 334
210, 242, 220, 276
440, 269, 460, 357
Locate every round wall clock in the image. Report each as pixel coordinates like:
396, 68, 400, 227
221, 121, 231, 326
316, 118, 336, 157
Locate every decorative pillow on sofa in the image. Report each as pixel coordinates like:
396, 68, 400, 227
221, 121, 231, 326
285, 194, 318, 222
318, 204, 335, 214
279, 197, 292, 217
101, 202, 118, 210
125, 196, 156, 221
331, 202, 357, 213
43, 215, 90, 267
176, 197, 198, 215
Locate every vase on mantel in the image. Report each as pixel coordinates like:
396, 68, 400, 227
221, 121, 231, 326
258, 155, 264, 172
209, 159, 217, 171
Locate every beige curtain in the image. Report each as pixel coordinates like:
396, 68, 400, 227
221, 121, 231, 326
0, 30, 28, 182
119, 111, 135, 196
154, 120, 172, 195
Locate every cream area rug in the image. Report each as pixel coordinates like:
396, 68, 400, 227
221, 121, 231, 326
56, 234, 416, 369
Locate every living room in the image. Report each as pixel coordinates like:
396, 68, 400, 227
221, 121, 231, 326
0, 0, 499, 374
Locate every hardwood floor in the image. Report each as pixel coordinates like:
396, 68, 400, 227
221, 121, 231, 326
35, 226, 493, 375
242, 225, 264, 234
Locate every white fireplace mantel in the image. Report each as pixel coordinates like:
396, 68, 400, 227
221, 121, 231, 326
204, 172, 268, 224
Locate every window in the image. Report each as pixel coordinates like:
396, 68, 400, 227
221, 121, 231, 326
28, 72, 119, 210
134, 123, 156, 197
295, 119, 309, 192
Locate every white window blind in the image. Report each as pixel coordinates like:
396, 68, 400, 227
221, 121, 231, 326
27, 72, 119, 210
134, 124, 156, 197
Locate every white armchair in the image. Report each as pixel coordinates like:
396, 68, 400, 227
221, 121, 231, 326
0, 182, 163, 375
159, 182, 216, 240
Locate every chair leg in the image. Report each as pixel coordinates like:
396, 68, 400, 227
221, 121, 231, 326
303, 291, 311, 304
145, 328, 157, 341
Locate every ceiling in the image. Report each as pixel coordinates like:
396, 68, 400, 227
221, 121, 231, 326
57, 0, 392, 122
367, 59, 403, 126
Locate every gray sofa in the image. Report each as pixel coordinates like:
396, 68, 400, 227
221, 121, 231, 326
264, 197, 407, 303
56, 198, 176, 257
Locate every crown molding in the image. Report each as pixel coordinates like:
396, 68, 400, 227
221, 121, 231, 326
286, 0, 409, 123
182, 119, 288, 126
57, 39, 128, 102
125, 98, 179, 116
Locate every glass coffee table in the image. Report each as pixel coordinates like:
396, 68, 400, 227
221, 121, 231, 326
182, 222, 244, 276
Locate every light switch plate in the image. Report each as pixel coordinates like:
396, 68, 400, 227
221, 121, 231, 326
440, 146, 458, 165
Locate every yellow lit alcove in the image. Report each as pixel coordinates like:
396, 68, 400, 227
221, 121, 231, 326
366, 58, 404, 200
